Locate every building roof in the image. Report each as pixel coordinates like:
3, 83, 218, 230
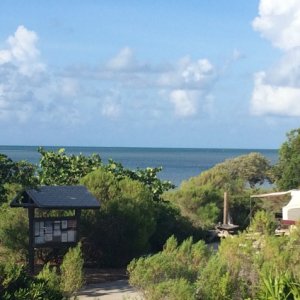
10, 185, 100, 209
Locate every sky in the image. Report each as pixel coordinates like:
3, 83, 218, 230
0, 0, 300, 149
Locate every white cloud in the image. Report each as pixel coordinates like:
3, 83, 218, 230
106, 47, 137, 71
0, 26, 83, 124
0, 25, 218, 125
159, 56, 215, 89
169, 90, 198, 117
59, 78, 79, 98
101, 102, 121, 119
0, 25, 45, 76
63, 50, 217, 119
251, 1, 300, 117
253, 0, 300, 50
160, 57, 216, 118
251, 72, 300, 116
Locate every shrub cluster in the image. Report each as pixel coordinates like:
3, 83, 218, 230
128, 211, 300, 299
80, 168, 204, 266
0, 243, 84, 299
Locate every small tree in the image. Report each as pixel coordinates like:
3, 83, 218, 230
60, 243, 84, 297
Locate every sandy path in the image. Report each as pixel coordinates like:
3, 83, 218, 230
76, 279, 143, 300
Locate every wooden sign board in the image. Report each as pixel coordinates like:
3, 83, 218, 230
33, 216, 78, 247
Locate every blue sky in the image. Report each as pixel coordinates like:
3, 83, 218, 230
0, 0, 299, 148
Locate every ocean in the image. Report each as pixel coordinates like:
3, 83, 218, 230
0, 146, 278, 187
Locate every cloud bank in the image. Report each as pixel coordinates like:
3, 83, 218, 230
251, 0, 300, 117
0, 26, 219, 126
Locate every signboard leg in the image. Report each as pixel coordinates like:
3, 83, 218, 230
28, 207, 35, 275
75, 209, 81, 242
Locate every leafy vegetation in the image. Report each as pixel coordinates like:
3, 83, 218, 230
128, 235, 210, 298
0, 260, 63, 299
165, 152, 272, 229
273, 128, 300, 190
38, 147, 102, 185
60, 243, 84, 297
128, 212, 300, 299
0, 244, 84, 299
80, 168, 202, 266
0, 154, 37, 203
4, 129, 300, 298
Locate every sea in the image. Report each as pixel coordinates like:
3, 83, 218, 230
0, 146, 278, 187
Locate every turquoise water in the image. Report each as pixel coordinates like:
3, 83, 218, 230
0, 146, 278, 186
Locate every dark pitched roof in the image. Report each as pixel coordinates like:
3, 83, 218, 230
11, 185, 100, 209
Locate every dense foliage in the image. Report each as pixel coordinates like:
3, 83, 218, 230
81, 169, 157, 266
273, 128, 300, 190
0, 154, 37, 203
0, 147, 200, 269
0, 243, 84, 299
104, 159, 175, 201
128, 236, 210, 300
38, 147, 102, 185
128, 211, 300, 299
60, 243, 84, 296
0, 139, 294, 298
80, 168, 203, 266
164, 152, 272, 228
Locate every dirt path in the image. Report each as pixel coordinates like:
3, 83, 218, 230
76, 279, 143, 300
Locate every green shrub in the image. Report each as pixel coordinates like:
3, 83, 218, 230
128, 236, 210, 297
248, 210, 277, 235
37, 262, 60, 293
0, 261, 63, 300
60, 243, 84, 297
81, 170, 156, 266
196, 255, 243, 300
258, 269, 300, 300
0, 205, 28, 260
148, 278, 195, 300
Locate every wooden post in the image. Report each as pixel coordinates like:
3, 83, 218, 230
28, 207, 35, 275
75, 209, 81, 242
223, 191, 229, 225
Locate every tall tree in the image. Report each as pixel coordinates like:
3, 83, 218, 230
274, 128, 300, 190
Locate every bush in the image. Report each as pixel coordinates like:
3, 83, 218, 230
37, 262, 60, 294
60, 243, 84, 297
248, 210, 277, 235
128, 236, 210, 297
0, 261, 63, 300
0, 204, 28, 260
196, 255, 244, 300
148, 201, 206, 253
81, 169, 157, 266
148, 278, 195, 300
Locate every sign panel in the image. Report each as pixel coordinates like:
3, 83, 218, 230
33, 217, 77, 247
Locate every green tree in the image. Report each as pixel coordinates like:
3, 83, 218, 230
165, 152, 271, 228
0, 154, 37, 203
105, 159, 175, 201
273, 128, 300, 190
38, 147, 102, 185
81, 168, 157, 266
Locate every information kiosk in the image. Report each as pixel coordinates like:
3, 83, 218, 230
11, 185, 100, 274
